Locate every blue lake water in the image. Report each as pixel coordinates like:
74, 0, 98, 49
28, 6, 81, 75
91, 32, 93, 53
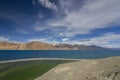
0, 50, 120, 61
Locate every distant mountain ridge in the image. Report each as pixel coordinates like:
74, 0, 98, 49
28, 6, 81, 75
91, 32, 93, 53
0, 41, 107, 50
54, 44, 106, 50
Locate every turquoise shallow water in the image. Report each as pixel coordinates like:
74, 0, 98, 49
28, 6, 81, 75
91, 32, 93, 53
0, 50, 120, 61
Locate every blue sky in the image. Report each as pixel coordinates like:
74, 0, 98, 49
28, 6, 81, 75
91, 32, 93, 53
0, 0, 120, 48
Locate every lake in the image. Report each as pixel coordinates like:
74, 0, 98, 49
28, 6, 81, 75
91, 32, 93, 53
0, 50, 120, 61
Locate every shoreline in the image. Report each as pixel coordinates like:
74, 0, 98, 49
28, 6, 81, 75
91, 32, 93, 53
1, 56, 120, 64
0, 58, 81, 64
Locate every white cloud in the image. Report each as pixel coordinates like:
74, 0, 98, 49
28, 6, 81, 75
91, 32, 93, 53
34, 26, 46, 31
37, 0, 58, 11
0, 37, 9, 41
71, 33, 120, 48
32, 0, 36, 5
62, 38, 69, 42
48, 0, 120, 37
28, 38, 49, 42
28, 37, 59, 43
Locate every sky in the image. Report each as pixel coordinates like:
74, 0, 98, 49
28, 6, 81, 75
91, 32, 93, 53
0, 0, 120, 48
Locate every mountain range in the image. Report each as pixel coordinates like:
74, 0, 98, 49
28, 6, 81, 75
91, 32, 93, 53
0, 41, 107, 50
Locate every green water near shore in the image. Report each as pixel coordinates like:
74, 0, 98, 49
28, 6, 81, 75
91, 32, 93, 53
0, 60, 69, 80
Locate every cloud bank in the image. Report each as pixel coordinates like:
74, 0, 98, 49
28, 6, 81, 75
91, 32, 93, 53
48, 0, 120, 37
0, 37, 9, 41
69, 33, 120, 48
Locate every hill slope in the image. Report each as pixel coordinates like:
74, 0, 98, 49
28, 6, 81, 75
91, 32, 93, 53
35, 56, 120, 80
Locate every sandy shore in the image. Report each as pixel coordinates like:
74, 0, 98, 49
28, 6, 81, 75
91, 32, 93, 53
0, 58, 81, 64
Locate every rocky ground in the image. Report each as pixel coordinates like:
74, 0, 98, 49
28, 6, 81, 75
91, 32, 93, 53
35, 56, 120, 80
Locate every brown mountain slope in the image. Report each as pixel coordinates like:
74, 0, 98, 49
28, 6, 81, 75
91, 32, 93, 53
0, 42, 18, 50
25, 42, 57, 50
